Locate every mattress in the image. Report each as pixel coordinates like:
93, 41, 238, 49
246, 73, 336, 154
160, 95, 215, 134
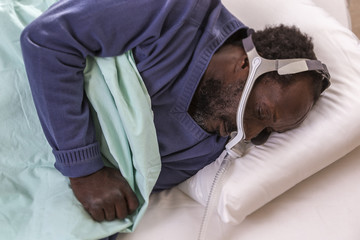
118, 146, 360, 240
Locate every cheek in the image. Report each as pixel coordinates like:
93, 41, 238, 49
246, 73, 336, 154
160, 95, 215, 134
215, 88, 242, 118
243, 99, 265, 139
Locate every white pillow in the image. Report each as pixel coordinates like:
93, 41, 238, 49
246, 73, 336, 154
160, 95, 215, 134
179, 0, 360, 224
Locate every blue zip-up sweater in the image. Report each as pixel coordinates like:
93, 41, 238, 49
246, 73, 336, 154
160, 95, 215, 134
21, 0, 247, 190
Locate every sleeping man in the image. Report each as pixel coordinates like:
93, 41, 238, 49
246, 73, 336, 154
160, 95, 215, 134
20, 0, 330, 225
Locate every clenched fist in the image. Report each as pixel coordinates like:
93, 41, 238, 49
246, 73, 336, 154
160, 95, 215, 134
70, 167, 139, 222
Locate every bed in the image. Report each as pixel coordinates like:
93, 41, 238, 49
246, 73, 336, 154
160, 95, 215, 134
117, 0, 360, 239
1, 0, 359, 239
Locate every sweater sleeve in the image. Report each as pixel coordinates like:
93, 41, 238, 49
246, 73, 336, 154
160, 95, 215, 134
20, 0, 197, 177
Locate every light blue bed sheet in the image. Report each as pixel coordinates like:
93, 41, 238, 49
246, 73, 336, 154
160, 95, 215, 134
0, 1, 161, 239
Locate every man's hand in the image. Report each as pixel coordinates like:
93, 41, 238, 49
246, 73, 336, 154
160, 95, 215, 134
69, 167, 139, 222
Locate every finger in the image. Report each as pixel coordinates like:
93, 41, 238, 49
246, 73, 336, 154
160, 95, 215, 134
103, 204, 116, 221
123, 188, 139, 214
114, 194, 129, 219
88, 206, 105, 222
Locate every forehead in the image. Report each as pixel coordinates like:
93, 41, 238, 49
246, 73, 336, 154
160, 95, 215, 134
258, 75, 314, 130
277, 79, 314, 127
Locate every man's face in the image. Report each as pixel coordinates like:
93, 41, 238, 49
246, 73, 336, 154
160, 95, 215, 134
190, 45, 314, 145
243, 73, 314, 145
189, 45, 247, 137
189, 76, 242, 137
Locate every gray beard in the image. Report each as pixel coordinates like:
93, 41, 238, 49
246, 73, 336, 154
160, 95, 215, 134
189, 77, 244, 134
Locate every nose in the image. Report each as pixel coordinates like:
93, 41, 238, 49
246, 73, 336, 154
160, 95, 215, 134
250, 128, 272, 145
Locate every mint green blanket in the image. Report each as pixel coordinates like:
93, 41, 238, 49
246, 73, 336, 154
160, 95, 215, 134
0, 1, 161, 239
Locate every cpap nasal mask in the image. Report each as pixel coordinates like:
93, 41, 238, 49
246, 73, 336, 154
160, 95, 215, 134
225, 29, 331, 158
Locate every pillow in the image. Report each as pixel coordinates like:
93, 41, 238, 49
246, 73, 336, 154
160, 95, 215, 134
179, 0, 360, 226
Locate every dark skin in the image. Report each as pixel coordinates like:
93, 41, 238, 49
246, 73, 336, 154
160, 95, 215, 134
195, 44, 314, 143
70, 167, 138, 222
70, 44, 315, 222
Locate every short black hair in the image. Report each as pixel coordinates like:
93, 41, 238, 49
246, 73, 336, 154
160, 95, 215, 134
252, 25, 316, 59
226, 25, 324, 102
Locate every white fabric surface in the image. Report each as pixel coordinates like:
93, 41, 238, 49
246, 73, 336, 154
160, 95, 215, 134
118, 146, 360, 240
313, 0, 351, 29
223, 146, 360, 240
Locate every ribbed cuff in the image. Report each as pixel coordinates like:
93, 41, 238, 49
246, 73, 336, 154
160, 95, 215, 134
53, 142, 104, 178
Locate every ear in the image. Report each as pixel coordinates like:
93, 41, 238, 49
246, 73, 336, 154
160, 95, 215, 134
235, 53, 249, 85
235, 54, 249, 73
241, 55, 249, 70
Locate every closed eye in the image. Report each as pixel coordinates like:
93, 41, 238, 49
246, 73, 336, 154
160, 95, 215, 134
257, 105, 270, 121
